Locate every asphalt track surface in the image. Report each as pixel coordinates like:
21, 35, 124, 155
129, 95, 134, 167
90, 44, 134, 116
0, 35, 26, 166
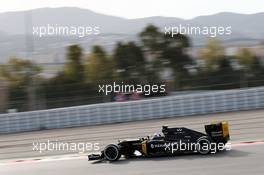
1, 109, 264, 175
1, 144, 263, 175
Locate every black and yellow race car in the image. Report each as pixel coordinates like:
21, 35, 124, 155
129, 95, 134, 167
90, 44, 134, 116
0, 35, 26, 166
88, 121, 230, 162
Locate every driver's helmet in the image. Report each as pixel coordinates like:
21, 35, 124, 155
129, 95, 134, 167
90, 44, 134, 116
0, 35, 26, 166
152, 133, 162, 139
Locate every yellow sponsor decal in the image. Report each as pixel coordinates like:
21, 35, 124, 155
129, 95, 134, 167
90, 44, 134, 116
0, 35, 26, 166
142, 141, 148, 156
222, 121, 229, 137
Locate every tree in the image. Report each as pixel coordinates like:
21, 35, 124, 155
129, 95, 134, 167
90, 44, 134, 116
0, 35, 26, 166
140, 25, 165, 82
196, 41, 241, 90
113, 42, 145, 83
0, 58, 42, 111
0, 58, 41, 86
63, 45, 84, 82
200, 39, 225, 71
162, 32, 192, 89
163, 33, 192, 71
140, 25, 164, 55
85, 45, 114, 84
235, 48, 264, 87
235, 48, 257, 70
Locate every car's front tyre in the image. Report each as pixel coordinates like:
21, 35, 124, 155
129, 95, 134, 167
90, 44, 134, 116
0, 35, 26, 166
103, 144, 121, 161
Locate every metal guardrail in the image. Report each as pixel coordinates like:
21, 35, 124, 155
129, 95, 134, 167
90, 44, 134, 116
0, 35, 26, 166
0, 87, 264, 134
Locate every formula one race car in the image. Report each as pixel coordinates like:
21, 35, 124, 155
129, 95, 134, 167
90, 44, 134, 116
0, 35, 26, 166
88, 121, 230, 162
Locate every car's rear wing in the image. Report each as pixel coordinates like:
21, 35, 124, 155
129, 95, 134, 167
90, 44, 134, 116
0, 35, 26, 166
205, 121, 230, 144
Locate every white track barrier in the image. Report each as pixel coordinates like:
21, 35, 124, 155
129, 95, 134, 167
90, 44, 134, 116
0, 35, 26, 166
0, 87, 264, 133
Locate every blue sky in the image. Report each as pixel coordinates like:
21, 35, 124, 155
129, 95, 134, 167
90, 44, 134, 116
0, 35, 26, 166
1, 0, 264, 19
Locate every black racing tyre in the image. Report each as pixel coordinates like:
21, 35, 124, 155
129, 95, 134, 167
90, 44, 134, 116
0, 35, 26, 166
197, 136, 212, 155
103, 144, 121, 161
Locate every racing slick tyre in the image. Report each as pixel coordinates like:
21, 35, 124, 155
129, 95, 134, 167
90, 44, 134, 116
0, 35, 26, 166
197, 136, 212, 155
103, 144, 121, 161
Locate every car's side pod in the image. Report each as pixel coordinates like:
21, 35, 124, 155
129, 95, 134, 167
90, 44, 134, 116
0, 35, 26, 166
205, 121, 230, 144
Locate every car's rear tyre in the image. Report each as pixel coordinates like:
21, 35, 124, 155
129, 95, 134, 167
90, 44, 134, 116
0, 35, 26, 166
197, 136, 211, 155
104, 144, 121, 161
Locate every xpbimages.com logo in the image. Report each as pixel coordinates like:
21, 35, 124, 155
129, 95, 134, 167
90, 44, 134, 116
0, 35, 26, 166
98, 82, 166, 96
152, 139, 232, 154
32, 140, 100, 153
32, 24, 100, 37
164, 24, 232, 38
